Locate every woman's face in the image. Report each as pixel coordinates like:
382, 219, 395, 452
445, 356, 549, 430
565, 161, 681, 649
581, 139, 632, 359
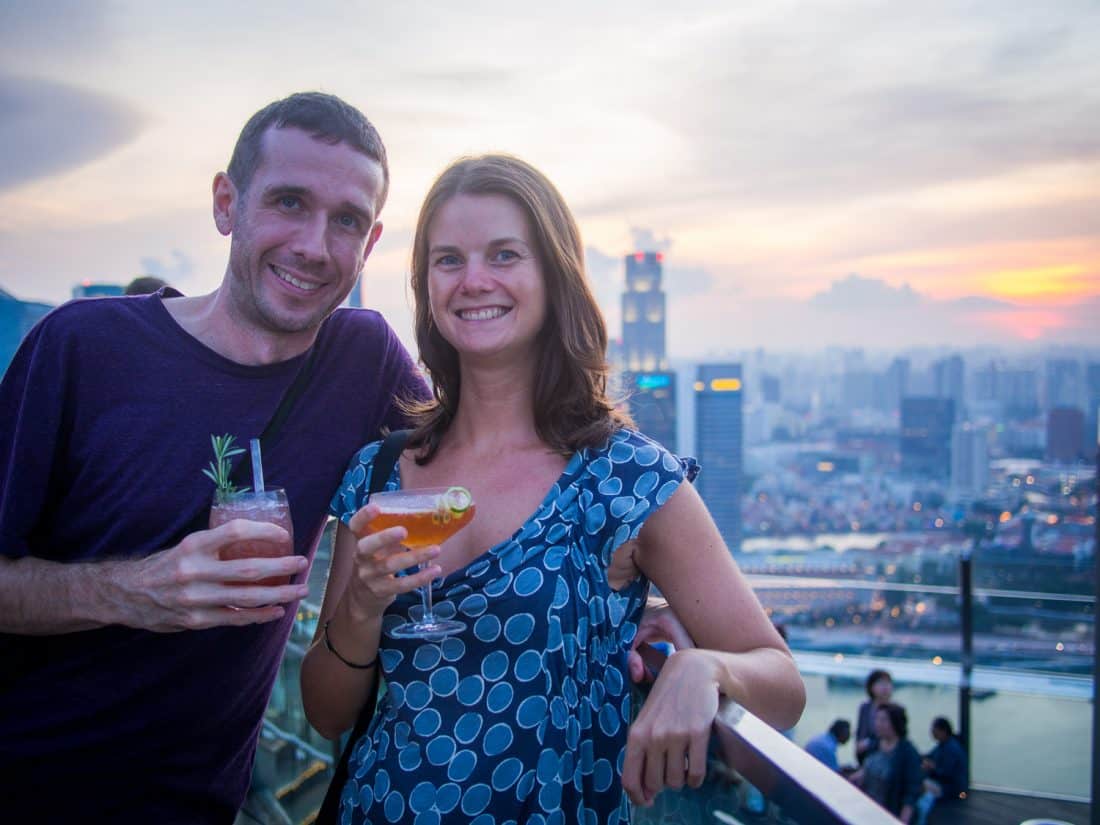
871, 675, 893, 702
425, 193, 547, 365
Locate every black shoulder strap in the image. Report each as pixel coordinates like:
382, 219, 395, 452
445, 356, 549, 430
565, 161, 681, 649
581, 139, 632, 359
228, 345, 320, 488
368, 429, 409, 498
315, 428, 409, 825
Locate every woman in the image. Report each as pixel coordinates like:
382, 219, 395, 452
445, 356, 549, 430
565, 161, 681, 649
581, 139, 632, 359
856, 668, 894, 762
301, 154, 805, 823
850, 703, 923, 823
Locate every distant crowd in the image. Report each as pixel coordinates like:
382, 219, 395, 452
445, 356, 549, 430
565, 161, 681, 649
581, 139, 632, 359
803, 669, 968, 824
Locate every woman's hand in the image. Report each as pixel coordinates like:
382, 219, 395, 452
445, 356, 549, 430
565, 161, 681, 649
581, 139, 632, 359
629, 597, 696, 684
344, 503, 442, 622
621, 648, 720, 807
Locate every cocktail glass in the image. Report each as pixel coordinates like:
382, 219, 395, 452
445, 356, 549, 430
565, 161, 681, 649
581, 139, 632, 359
209, 487, 295, 587
365, 486, 475, 639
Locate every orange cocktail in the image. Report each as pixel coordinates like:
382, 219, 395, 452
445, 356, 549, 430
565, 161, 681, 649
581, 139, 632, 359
366, 486, 475, 638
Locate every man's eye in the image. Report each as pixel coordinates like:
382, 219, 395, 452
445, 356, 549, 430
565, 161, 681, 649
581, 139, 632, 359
279, 195, 301, 209
337, 214, 361, 230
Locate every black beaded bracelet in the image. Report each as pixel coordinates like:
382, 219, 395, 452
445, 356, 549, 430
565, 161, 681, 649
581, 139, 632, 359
322, 620, 378, 670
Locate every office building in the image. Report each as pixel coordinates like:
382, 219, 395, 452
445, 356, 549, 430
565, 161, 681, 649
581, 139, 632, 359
1045, 359, 1082, 411
623, 370, 677, 452
1085, 362, 1100, 457
900, 397, 954, 479
695, 364, 743, 551
72, 281, 126, 299
621, 251, 667, 373
1046, 407, 1085, 463
0, 288, 54, 377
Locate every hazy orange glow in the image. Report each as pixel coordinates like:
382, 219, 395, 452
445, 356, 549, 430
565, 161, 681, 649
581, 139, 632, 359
982, 264, 1097, 303
970, 308, 1069, 341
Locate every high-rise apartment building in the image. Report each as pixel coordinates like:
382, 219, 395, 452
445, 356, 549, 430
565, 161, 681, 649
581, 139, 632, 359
951, 423, 990, 499
900, 397, 955, 479
694, 364, 743, 551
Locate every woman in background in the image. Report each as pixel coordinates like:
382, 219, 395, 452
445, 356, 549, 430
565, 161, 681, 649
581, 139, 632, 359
851, 702, 923, 822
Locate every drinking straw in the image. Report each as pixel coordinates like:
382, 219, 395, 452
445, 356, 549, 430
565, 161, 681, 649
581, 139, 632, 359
250, 438, 265, 493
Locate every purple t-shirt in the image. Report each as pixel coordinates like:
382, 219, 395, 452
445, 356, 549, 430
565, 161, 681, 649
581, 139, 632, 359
0, 290, 425, 822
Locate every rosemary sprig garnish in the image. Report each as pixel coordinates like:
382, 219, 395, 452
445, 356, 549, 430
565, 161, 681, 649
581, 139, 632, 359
202, 434, 247, 495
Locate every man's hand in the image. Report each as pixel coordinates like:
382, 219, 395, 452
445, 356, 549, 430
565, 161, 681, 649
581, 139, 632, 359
106, 519, 309, 632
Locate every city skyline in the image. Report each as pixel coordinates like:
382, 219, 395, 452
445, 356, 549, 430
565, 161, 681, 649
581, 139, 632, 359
1, 1, 1098, 355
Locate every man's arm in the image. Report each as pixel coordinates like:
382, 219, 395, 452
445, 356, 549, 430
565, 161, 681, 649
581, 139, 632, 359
0, 520, 310, 634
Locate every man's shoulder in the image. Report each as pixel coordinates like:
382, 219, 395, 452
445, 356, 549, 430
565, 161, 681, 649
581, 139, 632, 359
321, 307, 394, 338
27, 295, 161, 348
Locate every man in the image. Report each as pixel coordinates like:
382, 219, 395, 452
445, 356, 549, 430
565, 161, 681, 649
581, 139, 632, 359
916, 716, 968, 824
805, 718, 852, 772
0, 92, 425, 823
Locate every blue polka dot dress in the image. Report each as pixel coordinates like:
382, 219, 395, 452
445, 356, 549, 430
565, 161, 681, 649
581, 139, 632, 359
329, 429, 699, 825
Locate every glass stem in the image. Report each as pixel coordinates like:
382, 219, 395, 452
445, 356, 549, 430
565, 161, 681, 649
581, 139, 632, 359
419, 569, 436, 623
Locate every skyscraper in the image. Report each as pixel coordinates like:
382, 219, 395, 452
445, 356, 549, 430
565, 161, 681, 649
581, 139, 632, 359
619, 250, 676, 451
1045, 359, 1082, 411
1085, 362, 1100, 456
932, 354, 965, 420
695, 364, 743, 552
623, 371, 677, 452
900, 397, 955, 480
621, 252, 667, 373
1046, 407, 1085, 463
951, 423, 990, 499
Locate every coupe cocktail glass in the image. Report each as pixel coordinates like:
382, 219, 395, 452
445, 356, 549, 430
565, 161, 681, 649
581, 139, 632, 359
366, 486, 475, 639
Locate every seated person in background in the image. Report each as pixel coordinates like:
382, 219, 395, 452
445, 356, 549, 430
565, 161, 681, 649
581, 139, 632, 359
805, 718, 851, 772
915, 716, 968, 824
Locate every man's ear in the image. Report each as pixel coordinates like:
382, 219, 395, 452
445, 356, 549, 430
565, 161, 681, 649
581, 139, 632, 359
363, 220, 383, 259
212, 172, 237, 236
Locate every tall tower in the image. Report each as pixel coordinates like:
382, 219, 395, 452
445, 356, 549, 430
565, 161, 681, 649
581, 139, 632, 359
695, 364, 743, 551
621, 251, 676, 451
621, 252, 667, 373
900, 397, 955, 479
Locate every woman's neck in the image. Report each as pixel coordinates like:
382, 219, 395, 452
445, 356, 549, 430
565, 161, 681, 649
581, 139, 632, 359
445, 360, 542, 453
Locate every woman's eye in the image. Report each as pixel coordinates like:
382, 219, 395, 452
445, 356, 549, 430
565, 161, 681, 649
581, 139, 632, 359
494, 249, 520, 262
435, 254, 462, 267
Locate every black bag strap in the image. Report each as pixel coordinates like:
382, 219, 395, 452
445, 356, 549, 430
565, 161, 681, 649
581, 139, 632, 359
228, 345, 319, 488
315, 428, 409, 825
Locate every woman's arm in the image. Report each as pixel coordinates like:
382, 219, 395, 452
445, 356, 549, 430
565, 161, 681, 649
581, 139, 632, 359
299, 514, 441, 739
622, 481, 806, 805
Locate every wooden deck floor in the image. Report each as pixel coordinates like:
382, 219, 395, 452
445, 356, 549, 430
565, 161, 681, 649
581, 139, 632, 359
926, 788, 1090, 825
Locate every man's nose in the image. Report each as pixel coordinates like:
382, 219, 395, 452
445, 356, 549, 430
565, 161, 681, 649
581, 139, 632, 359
291, 215, 330, 264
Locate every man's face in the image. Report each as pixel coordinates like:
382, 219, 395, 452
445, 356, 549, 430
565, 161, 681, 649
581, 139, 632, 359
215, 126, 384, 336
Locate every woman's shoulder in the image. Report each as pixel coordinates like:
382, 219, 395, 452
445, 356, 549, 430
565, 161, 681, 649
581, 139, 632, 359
591, 428, 699, 479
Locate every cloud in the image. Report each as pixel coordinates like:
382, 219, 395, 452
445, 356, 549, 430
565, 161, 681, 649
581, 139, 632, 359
0, 75, 145, 191
139, 250, 195, 285
810, 275, 922, 311
664, 265, 715, 298
0, 2, 112, 67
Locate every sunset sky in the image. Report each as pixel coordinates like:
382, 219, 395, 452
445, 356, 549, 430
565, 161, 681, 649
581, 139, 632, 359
1, 0, 1097, 355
